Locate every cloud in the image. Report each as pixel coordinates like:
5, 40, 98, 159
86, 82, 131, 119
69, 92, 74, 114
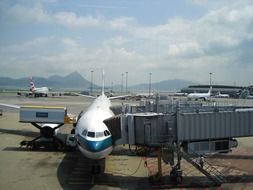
53, 12, 104, 28
1, 2, 134, 30
4, 3, 50, 24
1, 1, 253, 85
61, 38, 80, 49
167, 42, 203, 58
109, 17, 136, 30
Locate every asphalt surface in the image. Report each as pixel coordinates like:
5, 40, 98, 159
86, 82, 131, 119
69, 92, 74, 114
0, 93, 253, 190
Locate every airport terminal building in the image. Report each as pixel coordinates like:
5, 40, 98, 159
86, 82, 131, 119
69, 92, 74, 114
180, 85, 253, 98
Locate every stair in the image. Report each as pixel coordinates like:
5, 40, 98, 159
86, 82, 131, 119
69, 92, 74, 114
179, 151, 226, 185
166, 143, 226, 186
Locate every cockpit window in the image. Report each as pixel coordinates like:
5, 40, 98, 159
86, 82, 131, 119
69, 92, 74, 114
96, 132, 104, 138
87, 131, 95, 137
82, 129, 87, 136
104, 130, 111, 136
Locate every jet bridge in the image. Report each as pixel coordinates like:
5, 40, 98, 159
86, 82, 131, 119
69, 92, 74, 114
107, 103, 253, 154
105, 101, 253, 185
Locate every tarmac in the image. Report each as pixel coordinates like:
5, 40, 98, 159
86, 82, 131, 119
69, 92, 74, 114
0, 93, 253, 189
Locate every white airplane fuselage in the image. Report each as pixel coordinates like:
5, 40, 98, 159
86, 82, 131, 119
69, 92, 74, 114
75, 94, 114, 160
215, 92, 229, 98
33, 87, 49, 94
187, 87, 212, 101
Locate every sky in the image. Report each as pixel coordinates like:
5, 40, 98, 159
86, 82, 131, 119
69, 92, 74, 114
0, 0, 253, 86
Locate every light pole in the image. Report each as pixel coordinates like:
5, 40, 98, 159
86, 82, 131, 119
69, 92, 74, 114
90, 70, 94, 96
125, 72, 128, 94
149, 72, 152, 97
111, 82, 113, 93
209, 72, 212, 86
121, 73, 124, 95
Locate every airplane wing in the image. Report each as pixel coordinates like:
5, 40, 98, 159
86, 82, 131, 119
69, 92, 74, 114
73, 93, 97, 99
109, 94, 131, 100
0, 103, 20, 109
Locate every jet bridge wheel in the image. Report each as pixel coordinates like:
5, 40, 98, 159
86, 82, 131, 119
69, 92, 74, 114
170, 166, 183, 184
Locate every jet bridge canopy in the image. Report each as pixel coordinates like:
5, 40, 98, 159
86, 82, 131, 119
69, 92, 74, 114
177, 110, 253, 141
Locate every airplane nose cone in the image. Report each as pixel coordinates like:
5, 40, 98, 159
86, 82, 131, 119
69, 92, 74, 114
89, 138, 113, 152
88, 140, 104, 152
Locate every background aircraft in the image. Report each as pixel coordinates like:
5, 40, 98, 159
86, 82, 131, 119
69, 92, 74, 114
187, 86, 212, 101
29, 79, 50, 97
17, 77, 61, 97
215, 91, 229, 98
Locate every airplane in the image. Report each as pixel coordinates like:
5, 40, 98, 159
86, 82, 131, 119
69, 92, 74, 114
215, 91, 229, 98
1, 72, 128, 162
168, 92, 187, 97
74, 73, 132, 160
187, 86, 212, 101
246, 95, 253, 99
135, 92, 154, 97
29, 78, 50, 97
17, 77, 61, 97
132, 92, 154, 101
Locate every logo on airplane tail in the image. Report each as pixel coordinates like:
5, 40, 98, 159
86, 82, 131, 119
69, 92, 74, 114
30, 78, 35, 92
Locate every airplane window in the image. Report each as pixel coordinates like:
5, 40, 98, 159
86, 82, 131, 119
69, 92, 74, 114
96, 132, 104, 138
87, 131, 95, 137
82, 129, 87, 136
104, 130, 111, 136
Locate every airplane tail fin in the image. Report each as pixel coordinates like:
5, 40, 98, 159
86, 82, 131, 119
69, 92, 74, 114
29, 77, 35, 92
208, 86, 212, 94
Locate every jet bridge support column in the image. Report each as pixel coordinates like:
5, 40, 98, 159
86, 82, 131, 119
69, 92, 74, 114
150, 148, 163, 183
157, 148, 162, 177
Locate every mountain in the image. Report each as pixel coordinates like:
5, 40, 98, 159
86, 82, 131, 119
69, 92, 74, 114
0, 72, 94, 90
0, 72, 194, 91
47, 72, 92, 88
129, 79, 195, 92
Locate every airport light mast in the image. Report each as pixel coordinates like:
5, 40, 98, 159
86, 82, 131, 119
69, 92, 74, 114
90, 70, 94, 96
111, 82, 113, 93
121, 73, 124, 95
125, 71, 128, 94
149, 72, 152, 97
209, 72, 212, 86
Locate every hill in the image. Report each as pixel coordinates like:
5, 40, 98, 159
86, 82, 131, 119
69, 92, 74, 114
0, 72, 93, 90
0, 72, 194, 91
